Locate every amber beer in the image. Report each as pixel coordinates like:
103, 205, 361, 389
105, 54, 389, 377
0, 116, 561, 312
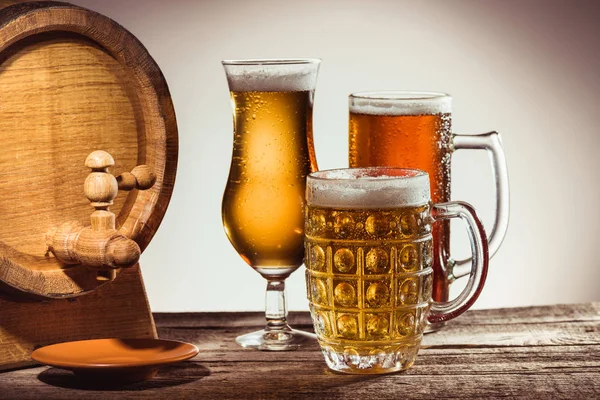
222, 90, 317, 271
349, 93, 452, 303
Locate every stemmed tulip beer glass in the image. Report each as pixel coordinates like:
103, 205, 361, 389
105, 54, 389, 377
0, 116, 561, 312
221, 59, 320, 350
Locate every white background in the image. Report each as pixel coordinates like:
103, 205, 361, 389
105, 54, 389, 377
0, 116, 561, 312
71, 0, 600, 312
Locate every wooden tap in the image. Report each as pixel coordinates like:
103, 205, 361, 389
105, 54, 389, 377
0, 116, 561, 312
46, 150, 156, 274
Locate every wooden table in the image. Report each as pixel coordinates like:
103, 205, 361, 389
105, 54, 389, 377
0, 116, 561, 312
1, 303, 598, 399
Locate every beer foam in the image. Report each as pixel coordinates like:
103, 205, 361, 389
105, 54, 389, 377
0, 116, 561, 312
307, 168, 430, 209
349, 91, 451, 116
223, 59, 320, 92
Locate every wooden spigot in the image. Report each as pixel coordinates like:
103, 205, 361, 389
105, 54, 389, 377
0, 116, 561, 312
46, 151, 156, 276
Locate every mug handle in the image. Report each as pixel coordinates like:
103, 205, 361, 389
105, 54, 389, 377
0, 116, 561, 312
428, 201, 489, 323
451, 132, 509, 279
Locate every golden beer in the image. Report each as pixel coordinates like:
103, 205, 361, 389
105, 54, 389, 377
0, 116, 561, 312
306, 167, 490, 373
222, 90, 317, 270
222, 58, 320, 350
305, 168, 436, 373
305, 204, 434, 371
349, 95, 452, 303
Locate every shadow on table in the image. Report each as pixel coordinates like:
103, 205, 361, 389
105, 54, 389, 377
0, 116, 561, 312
37, 361, 209, 391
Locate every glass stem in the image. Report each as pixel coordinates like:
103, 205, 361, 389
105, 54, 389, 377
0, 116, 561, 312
265, 280, 289, 331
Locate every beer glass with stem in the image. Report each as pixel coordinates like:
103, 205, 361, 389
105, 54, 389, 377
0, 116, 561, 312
222, 58, 320, 350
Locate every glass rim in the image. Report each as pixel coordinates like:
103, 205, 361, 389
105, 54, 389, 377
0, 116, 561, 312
308, 167, 428, 182
222, 58, 321, 66
350, 90, 450, 101
393, 266, 433, 278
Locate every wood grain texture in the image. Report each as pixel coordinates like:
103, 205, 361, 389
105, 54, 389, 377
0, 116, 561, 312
46, 150, 160, 272
0, 1, 177, 371
0, 1, 178, 298
0, 303, 597, 399
0, 265, 157, 372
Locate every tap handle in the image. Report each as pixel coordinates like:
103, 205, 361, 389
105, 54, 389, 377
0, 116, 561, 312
84, 150, 156, 209
46, 151, 156, 273
117, 165, 157, 191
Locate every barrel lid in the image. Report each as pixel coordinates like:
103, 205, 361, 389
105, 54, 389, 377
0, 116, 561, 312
0, 1, 178, 298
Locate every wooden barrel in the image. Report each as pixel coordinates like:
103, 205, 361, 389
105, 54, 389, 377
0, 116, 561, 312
0, 1, 178, 299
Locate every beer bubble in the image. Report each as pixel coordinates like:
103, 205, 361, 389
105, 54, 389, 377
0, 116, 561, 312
334, 282, 356, 307
366, 314, 389, 338
396, 312, 416, 336
334, 213, 355, 237
365, 248, 389, 274
366, 282, 390, 306
312, 278, 328, 304
398, 277, 419, 305
337, 314, 358, 339
400, 212, 417, 236
334, 248, 355, 273
400, 244, 419, 272
309, 245, 325, 271
310, 211, 327, 233
366, 214, 391, 236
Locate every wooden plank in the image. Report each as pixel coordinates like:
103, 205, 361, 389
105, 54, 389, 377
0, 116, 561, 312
1, 352, 598, 399
152, 302, 600, 328
153, 319, 600, 358
447, 302, 600, 326
152, 311, 314, 328
0, 304, 599, 399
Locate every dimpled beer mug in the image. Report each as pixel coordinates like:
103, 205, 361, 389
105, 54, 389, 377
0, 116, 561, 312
305, 167, 488, 373
222, 59, 320, 350
349, 91, 508, 329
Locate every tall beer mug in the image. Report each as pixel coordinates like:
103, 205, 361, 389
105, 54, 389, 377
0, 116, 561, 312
349, 91, 508, 317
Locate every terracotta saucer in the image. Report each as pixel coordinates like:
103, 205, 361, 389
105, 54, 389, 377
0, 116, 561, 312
31, 338, 199, 385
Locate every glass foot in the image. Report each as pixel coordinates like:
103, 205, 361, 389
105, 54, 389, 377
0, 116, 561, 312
235, 327, 316, 351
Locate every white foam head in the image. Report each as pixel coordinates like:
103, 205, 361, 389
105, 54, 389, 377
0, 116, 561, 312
307, 168, 431, 209
349, 91, 451, 116
223, 58, 320, 92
